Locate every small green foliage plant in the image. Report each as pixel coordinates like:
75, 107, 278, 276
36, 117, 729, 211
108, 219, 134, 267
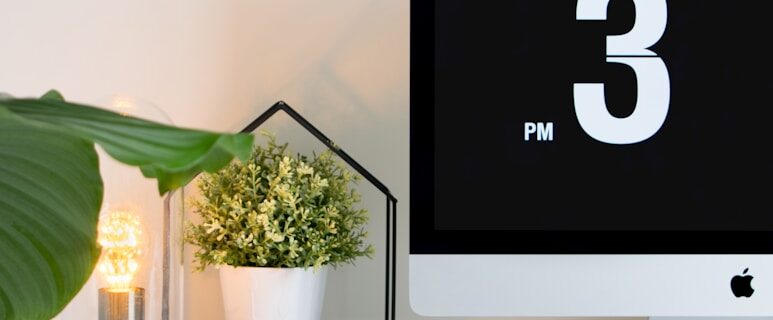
186, 133, 374, 271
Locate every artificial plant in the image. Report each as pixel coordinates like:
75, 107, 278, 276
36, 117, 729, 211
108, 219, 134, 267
185, 134, 374, 271
0, 90, 253, 320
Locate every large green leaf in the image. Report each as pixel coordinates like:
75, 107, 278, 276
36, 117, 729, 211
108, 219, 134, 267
0, 106, 102, 319
0, 90, 254, 319
3, 94, 253, 194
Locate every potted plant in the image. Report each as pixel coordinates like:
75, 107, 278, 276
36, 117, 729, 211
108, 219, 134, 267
185, 133, 374, 320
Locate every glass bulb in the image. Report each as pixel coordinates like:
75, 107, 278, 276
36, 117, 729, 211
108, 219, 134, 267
95, 95, 172, 124
91, 94, 185, 320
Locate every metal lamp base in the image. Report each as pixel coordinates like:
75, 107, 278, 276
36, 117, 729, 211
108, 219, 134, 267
98, 288, 145, 320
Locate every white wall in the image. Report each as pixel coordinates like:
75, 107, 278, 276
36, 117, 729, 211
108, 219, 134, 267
0, 1, 642, 319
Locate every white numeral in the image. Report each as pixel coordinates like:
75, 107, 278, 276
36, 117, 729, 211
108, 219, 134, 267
574, 0, 670, 144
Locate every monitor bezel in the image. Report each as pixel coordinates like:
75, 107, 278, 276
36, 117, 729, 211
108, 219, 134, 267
409, 0, 773, 254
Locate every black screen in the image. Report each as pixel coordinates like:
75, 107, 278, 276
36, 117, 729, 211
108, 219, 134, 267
432, 0, 773, 231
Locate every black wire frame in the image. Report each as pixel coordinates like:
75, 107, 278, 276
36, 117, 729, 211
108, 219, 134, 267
241, 101, 399, 320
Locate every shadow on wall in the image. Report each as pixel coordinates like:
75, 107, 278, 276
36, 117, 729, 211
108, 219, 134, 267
227, 0, 407, 136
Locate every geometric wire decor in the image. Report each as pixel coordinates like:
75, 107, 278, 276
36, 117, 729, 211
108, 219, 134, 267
163, 101, 398, 320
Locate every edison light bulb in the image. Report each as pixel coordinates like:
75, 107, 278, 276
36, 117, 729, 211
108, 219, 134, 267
98, 208, 143, 292
97, 205, 146, 320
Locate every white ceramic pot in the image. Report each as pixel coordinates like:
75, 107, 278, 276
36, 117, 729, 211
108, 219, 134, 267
219, 266, 328, 320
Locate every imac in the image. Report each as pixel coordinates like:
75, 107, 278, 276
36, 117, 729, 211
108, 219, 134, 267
410, 0, 773, 316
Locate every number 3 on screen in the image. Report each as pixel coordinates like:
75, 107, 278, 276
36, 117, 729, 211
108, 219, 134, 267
574, 0, 670, 144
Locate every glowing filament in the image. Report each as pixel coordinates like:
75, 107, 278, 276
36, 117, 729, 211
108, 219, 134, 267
97, 209, 142, 292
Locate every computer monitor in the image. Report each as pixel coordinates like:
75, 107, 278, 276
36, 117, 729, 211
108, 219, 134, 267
409, 0, 773, 316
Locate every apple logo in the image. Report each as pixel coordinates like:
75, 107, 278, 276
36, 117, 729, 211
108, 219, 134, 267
731, 268, 754, 298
